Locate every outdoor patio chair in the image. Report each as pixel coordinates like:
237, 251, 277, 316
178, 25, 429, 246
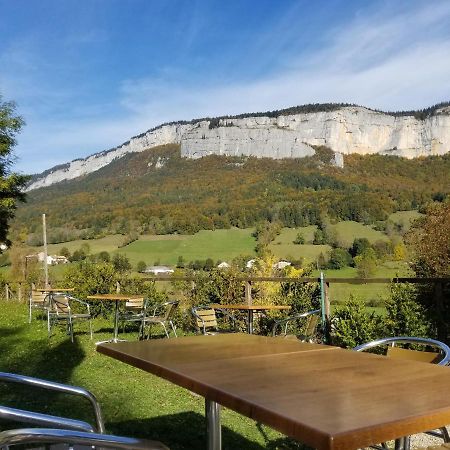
354, 337, 450, 448
117, 296, 145, 337
0, 427, 169, 450
192, 305, 236, 335
141, 300, 179, 339
0, 371, 168, 450
28, 290, 50, 323
47, 293, 93, 342
272, 309, 321, 341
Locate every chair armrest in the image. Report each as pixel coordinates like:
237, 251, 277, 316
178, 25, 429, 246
215, 308, 237, 327
272, 309, 320, 337
0, 372, 104, 432
0, 428, 170, 450
0, 405, 95, 432
191, 308, 206, 334
67, 295, 91, 313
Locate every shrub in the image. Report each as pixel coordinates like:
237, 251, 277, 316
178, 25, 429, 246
384, 283, 433, 337
331, 297, 384, 348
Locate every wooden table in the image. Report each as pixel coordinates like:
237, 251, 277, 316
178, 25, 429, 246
210, 303, 290, 333
98, 333, 450, 450
87, 294, 143, 343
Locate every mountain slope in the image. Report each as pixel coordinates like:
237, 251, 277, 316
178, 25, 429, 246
15, 145, 450, 243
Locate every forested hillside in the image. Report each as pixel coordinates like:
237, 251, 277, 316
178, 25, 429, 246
13, 144, 449, 245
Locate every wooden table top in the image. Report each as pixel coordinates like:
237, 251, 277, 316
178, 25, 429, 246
35, 288, 74, 292
87, 294, 143, 301
211, 303, 291, 311
97, 334, 450, 450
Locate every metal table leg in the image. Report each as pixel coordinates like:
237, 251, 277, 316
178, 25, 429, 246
247, 309, 254, 334
205, 399, 221, 450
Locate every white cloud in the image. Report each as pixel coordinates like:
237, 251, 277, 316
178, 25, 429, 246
8, 0, 450, 174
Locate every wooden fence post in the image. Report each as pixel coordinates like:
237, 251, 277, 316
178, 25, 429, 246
5, 284, 9, 301
116, 281, 121, 293
245, 281, 252, 305
18, 283, 22, 302
433, 281, 446, 342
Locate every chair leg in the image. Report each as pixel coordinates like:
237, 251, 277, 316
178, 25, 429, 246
68, 318, 74, 343
161, 322, 169, 339
88, 319, 93, 339
47, 313, 52, 338
28, 301, 32, 323
169, 320, 177, 338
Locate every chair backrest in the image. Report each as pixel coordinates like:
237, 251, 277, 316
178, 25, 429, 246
353, 336, 450, 366
125, 297, 144, 311
31, 290, 48, 305
51, 294, 70, 315
163, 300, 179, 320
272, 309, 320, 340
192, 307, 218, 334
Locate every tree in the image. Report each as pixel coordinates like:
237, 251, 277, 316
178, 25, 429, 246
0, 96, 29, 247
349, 238, 371, 257
112, 253, 132, 273
406, 202, 450, 277
328, 248, 353, 269
354, 248, 377, 279
293, 232, 305, 245
136, 260, 147, 273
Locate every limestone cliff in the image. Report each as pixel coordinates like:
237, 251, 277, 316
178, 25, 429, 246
27, 104, 450, 191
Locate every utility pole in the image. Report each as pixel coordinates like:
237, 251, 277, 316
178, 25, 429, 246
42, 213, 49, 288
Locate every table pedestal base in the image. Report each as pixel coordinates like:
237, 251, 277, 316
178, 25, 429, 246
206, 399, 221, 450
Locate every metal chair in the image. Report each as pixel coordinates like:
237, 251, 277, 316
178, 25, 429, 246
47, 293, 93, 342
192, 305, 236, 335
141, 300, 179, 339
28, 290, 50, 323
0, 372, 169, 449
118, 296, 145, 337
354, 337, 450, 447
0, 371, 104, 433
272, 309, 321, 341
0, 427, 169, 450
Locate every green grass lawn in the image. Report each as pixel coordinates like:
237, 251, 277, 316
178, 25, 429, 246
0, 300, 303, 449
117, 228, 256, 266
45, 234, 125, 255
329, 221, 388, 248
315, 262, 411, 306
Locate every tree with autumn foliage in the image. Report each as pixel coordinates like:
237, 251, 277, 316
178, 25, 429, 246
406, 202, 450, 277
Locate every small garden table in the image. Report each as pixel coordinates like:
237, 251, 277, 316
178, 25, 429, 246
210, 303, 290, 333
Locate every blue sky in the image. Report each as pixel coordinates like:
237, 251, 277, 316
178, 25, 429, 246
1, 0, 450, 174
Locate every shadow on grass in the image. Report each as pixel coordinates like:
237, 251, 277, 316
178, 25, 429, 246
110, 414, 309, 450
0, 325, 91, 425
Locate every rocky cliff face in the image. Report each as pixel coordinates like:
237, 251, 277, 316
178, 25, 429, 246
27, 105, 450, 191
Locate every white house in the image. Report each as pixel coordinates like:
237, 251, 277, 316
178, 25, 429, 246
217, 262, 230, 269
144, 266, 174, 275
33, 252, 69, 265
273, 260, 291, 270
246, 259, 256, 269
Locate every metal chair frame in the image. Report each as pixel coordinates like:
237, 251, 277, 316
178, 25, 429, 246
28, 290, 50, 323
0, 427, 169, 450
272, 309, 321, 340
141, 300, 179, 339
47, 294, 93, 342
0, 371, 104, 433
192, 305, 236, 335
118, 297, 146, 336
354, 337, 450, 448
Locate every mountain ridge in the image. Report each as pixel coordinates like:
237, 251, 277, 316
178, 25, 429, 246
27, 101, 450, 191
